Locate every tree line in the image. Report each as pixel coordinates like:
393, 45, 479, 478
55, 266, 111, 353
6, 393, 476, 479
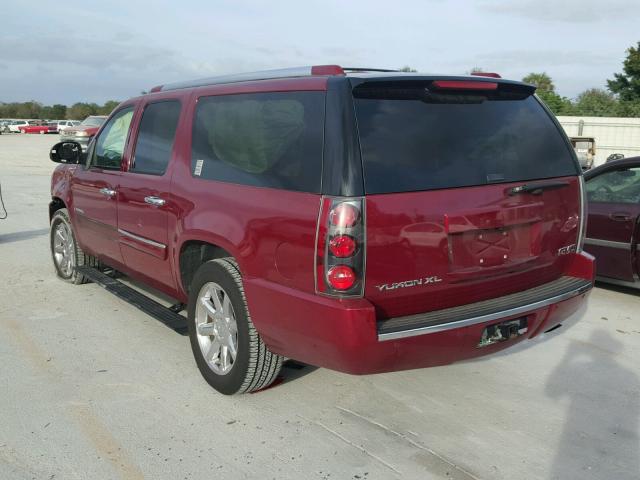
0, 100, 121, 120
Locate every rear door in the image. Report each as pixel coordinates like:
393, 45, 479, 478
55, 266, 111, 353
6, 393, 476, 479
117, 99, 182, 290
352, 79, 582, 318
584, 166, 640, 282
71, 106, 135, 265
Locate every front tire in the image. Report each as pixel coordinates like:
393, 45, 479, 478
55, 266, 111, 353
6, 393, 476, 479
187, 258, 283, 395
50, 208, 96, 284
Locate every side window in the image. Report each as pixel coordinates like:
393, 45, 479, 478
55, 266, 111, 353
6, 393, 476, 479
191, 91, 325, 193
91, 107, 134, 169
586, 167, 640, 204
130, 100, 181, 175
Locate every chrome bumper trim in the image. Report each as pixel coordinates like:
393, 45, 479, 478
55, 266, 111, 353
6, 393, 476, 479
377, 279, 592, 341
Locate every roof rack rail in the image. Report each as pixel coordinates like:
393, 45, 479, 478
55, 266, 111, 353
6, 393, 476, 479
152, 65, 348, 93
343, 67, 399, 73
149, 65, 401, 93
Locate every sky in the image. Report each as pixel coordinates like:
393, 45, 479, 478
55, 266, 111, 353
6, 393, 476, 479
2, 0, 640, 105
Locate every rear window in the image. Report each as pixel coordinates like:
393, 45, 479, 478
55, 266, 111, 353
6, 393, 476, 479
191, 91, 325, 193
353, 82, 578, 194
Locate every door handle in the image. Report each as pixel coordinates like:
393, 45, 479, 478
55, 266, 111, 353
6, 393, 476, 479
99, 187, 116, 197
609, 212, 632, 222
144, 196, 166, 207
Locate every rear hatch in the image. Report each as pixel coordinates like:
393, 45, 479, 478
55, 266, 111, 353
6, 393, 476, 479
353, 78, 582, 319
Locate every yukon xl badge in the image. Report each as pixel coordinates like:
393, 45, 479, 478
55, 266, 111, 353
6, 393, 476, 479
557, 244, 577, 256
376, 276, 442, 292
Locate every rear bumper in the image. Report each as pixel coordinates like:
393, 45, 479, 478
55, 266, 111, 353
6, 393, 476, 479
244, 252, 595, 375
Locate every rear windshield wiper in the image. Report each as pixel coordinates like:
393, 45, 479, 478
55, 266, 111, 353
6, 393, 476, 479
508, 180, 570, 196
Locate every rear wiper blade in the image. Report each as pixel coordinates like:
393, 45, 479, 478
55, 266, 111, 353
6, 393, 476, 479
508, 180, 570, 196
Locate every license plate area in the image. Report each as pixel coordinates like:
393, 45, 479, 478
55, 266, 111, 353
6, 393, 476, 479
478, 317, 528, 347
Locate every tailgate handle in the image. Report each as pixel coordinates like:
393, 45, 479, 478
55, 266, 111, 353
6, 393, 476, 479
508, 181, 569, 196
609, 212, 632, 222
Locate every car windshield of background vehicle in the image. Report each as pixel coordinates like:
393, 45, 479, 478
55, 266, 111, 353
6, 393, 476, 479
191, 91, 325, 193
131, 100, 181, 175
586, 167, 640, 204
82, 117, 106, 127
92, 108, 134, 169
353, 83, 579, 194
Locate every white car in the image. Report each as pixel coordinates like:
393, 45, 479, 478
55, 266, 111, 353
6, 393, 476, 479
8, 120, 29, 133
56, 120, 81, 133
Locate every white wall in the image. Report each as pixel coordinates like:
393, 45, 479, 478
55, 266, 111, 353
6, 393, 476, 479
557, 116, 640, 167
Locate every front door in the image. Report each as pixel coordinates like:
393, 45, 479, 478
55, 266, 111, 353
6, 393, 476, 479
117, 99, 183, 291
70, 106, 136, 266
585, 166, 640, 282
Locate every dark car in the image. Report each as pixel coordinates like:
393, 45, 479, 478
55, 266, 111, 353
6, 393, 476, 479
47, 65, 594, 395
584, 157, 640, 288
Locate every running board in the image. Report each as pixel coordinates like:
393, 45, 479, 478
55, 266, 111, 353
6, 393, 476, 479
76, 266, 188, 335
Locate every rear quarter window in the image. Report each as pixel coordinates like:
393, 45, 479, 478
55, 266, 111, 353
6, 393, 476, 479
191, 91, 325, 193
353, 83, 578, 194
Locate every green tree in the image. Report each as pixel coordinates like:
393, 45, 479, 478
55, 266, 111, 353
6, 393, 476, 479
537, 90, 574, 115
15, 101, 43, 119
67, 102, 98, 120
98, 100, 120, 116
607, 42, 640, 102
522, 72, 555, 93
50, 104, 67, 119
573, 88, 619, 116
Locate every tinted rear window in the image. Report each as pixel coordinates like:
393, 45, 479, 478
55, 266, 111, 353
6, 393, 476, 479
191, 91, 325, 193
353, 83, 578, 194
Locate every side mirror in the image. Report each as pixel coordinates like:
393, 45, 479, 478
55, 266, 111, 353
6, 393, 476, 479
50, 141, 84, 164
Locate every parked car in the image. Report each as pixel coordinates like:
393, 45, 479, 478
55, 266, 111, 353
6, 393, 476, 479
57, 120, 81, 133
7, 120, 29, 133
584, 157, 640, 288
48, 65, 595, 395
18, 122, 58, 134
59, 116, 107, 149
606, 153, 625, 163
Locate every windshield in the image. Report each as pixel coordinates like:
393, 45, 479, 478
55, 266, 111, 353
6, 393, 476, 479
81, 117, 106, 127
353, 83, 578, 194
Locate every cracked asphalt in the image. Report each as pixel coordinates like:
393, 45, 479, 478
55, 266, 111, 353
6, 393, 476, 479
1, 134, 639, 480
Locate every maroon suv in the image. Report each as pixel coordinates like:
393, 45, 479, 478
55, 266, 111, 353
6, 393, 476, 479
49, 65, 595, 395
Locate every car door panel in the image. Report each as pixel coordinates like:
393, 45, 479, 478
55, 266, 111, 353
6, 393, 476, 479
69, 106, 137, 267
117, 99, 182, 291
71, 168, 122, 263
585, 166, 640, 282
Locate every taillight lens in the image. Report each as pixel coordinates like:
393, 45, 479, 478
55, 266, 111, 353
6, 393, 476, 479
329, 235, 356, 258
329, 203, 359, 228
315, 197, 365, 297
327, 265, 356, 290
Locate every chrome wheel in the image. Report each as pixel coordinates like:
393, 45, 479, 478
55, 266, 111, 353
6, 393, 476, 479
195, 282, 238, 375
53, 221, 74, 277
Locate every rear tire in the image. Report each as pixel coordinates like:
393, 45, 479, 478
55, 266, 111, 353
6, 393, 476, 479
50, 208, 97, 284
187, 258, 283, 395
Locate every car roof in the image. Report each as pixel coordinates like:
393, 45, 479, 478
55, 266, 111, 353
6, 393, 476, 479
584, 156, 640, 180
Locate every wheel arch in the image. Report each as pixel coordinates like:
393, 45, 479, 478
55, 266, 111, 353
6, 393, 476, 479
177, 238, 235, 296
49, 197, 67, 222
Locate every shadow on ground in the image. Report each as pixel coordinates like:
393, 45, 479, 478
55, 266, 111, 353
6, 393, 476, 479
0, 228, 49, 244
546, 329, 639, 479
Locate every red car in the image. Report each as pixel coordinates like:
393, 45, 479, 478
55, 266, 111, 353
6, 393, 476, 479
584, 157, 640, 288
59, 115, 108, 149
48, 65, 595, 395
19, 122, 58, 134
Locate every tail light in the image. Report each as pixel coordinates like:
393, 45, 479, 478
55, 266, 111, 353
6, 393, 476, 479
315, 197, 365, 297
576, 175, 587, 252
